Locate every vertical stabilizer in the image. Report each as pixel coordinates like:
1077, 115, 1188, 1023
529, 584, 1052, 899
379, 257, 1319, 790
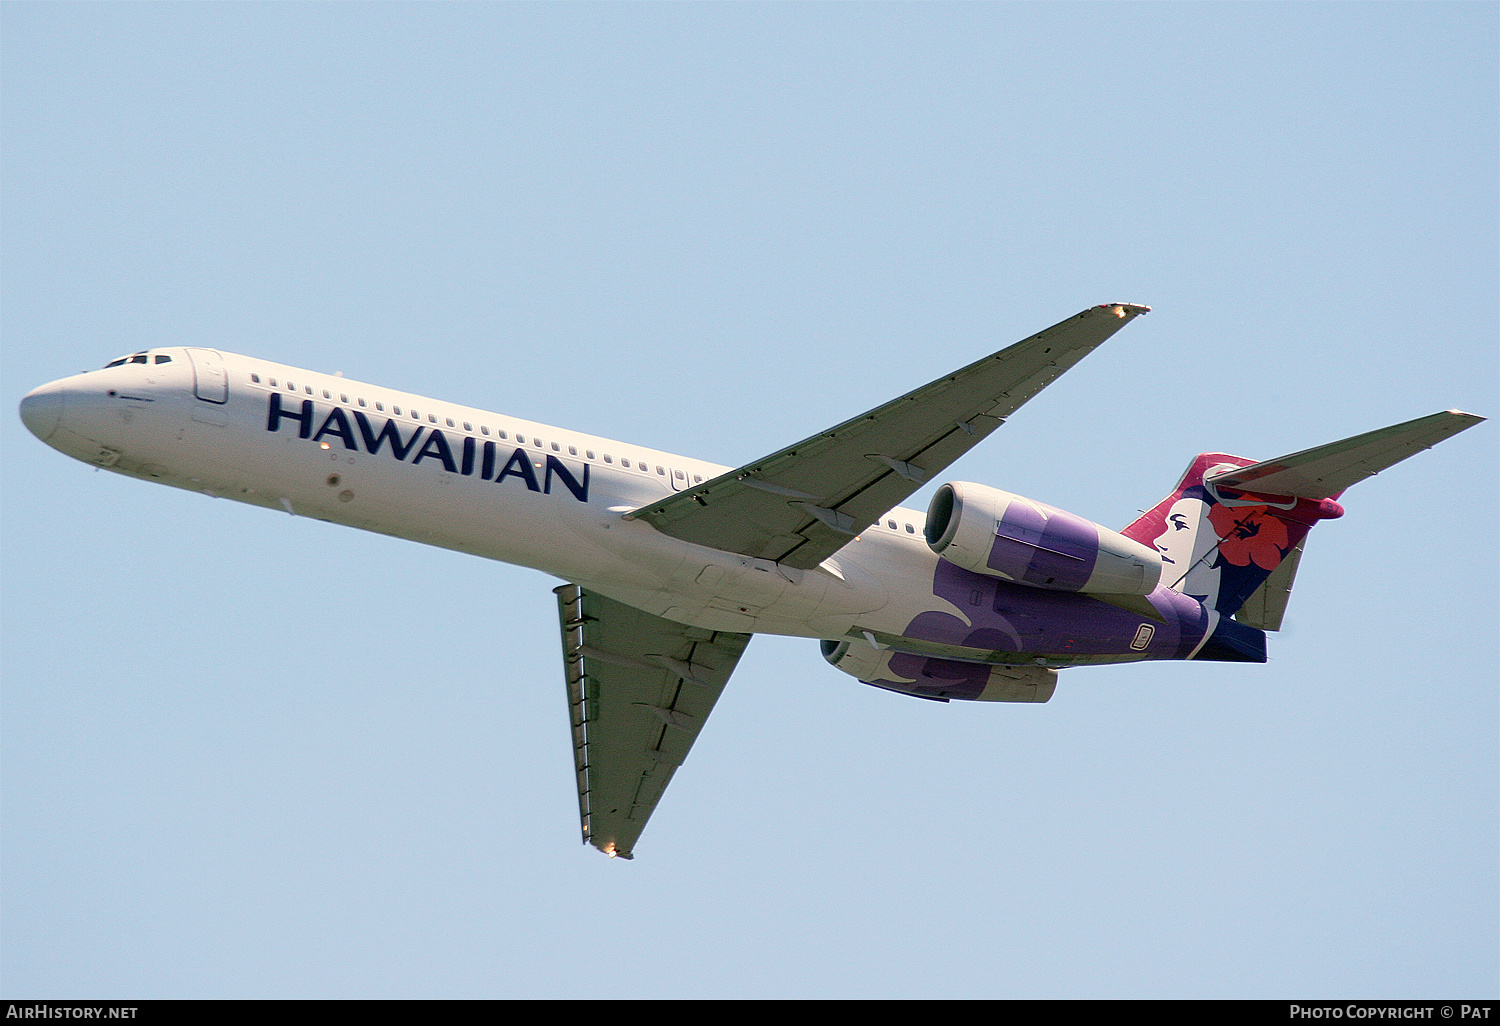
1122, 410, 1483, 627
1121, 453, 1343, 621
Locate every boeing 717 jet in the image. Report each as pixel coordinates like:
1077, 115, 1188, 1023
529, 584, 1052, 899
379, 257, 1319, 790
19, 304, 1483, 857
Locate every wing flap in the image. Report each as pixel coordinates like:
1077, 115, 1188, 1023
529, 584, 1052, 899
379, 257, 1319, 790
556, 584, 752, 859
630, 304, 1149, 568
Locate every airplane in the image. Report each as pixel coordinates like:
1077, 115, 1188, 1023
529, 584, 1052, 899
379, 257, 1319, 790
18, 303, 1484, 859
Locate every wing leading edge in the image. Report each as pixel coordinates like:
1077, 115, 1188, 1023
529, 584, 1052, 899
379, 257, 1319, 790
627, 303, 1150, 569
555, 584, 752, 859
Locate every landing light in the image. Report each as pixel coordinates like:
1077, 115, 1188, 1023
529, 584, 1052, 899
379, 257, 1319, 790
320, 442, 331, 450
1113, 305, 1127, 318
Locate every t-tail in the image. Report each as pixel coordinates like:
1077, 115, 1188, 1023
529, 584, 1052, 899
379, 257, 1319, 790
1120, 410, 1484, 662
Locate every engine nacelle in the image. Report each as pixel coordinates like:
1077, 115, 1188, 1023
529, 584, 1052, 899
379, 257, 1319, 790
924, 482, 1162, 596
820, 638, 1056, 703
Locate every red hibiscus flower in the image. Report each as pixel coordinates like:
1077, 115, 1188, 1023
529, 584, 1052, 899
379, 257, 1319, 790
1207, 503, 1289, 570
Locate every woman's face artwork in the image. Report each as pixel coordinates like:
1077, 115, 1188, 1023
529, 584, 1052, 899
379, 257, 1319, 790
1153, 496, 1221, 604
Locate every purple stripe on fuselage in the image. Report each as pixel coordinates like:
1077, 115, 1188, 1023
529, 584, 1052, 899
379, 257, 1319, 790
891, 557, 1211, 666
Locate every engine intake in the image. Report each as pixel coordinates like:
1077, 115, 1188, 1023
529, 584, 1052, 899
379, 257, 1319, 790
925, 482, 1161, 596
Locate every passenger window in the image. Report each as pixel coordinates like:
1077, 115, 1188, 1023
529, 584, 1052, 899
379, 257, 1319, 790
251, 373, 261, 383
585, 450, 594, 459
500, 430, 509, 439
155, 355, 171, 364
305, 385, 313, 394
359, 398, 367, 407
287, 381, 295, 390
604, 455, 613, 464
656, 466, 665, 475
462, 421, 471, 431
392, 405, 401, 414
340, 394, 348, 403
534, 438, 543, 448
269, 378, 278, 387
888, 520, 897, 530
551, 442, 560, 452
323, 390, 331, 399
675, 470, 685, 480
906, 524, 915, 534
621, 459, 630, 468
480, 426, 489, 435
429, 414, 437, 423
516, 434, 525, 443
694, 475, 703, 483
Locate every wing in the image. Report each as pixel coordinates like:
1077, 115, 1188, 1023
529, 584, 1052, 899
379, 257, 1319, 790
555, 584, 752, 859
1205, 410, 1485, 499
627, 303, 1150, 569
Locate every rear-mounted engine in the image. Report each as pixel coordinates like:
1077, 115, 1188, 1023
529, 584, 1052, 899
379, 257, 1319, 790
924, 482, 1162, 596
820, 637, 1056, 703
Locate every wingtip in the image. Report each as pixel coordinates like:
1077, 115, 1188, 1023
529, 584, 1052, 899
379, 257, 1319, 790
1094, 303, 1151, 318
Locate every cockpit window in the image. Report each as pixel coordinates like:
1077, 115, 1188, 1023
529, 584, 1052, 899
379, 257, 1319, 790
105, 350, 172, 368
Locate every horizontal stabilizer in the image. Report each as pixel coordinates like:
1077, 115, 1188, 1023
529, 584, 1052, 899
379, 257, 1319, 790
1205, 410, 1484, 499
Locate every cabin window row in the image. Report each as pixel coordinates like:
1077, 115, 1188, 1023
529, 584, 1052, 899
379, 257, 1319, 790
247, 371, 705, 484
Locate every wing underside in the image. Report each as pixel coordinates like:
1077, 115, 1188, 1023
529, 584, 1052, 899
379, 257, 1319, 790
629, 303, 1150, 569
555, 584, 752, 859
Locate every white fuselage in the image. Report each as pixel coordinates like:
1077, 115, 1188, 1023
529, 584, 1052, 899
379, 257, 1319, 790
21, 347, 963, 642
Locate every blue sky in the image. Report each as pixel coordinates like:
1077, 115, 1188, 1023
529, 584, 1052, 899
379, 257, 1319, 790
3, 2, 1495, 998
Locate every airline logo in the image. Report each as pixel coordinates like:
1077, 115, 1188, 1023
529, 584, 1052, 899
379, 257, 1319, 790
266, 393, 590, 502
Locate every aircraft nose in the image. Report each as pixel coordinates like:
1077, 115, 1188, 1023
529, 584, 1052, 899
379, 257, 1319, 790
19, 382, 65, 441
